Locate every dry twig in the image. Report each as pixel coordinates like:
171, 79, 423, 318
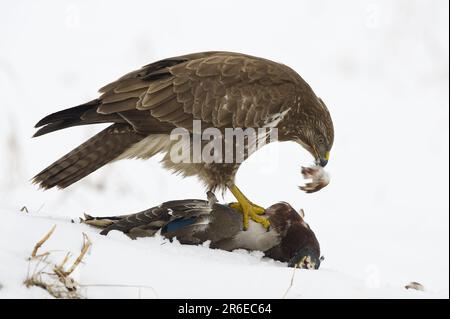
282, 264, 299, 298
31, 225, 56, 258
54, 233, 92, 278
24, 226, 91, 298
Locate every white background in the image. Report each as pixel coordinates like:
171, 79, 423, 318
0, 0, 448, 298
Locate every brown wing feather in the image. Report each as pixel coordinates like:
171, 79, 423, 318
95, 52, 303, 132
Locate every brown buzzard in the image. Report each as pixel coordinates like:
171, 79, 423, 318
33, 51, 334, 230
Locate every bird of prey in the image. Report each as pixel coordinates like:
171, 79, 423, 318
33, 51, 334, 230
83, 193, 322, 269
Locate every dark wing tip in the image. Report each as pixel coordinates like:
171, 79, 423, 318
34, 99, 100, 129
32, 121, 65, 137
34, 115, 52, 128
32, 126, 51, 138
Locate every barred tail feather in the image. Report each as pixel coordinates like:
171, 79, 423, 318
32, 124, 145, 189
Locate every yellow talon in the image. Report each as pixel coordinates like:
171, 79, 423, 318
229, 202, 265, 215
229, 185, 270, 230
229, 202, 242, 211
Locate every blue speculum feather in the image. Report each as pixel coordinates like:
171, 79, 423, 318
161, 217, 197, 234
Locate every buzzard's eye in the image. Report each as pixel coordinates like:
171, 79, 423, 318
316, 136, 325, 145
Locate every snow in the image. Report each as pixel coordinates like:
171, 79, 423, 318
0, 0, 448, 298
0, 203, 445, 299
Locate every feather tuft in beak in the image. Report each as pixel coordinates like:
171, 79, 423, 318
299, 165, 330, 193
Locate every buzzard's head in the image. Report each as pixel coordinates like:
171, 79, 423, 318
296, 97, 334, 167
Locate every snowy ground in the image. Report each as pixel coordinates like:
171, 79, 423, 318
0, 195, 446, 299
0, 0, 448, 298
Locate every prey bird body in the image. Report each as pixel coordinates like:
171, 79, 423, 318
83, 195, 322, 269
33, 51, 334, 229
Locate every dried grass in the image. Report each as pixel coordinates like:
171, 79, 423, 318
24, 226, 92, 299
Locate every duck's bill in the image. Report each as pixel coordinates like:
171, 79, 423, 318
288, 248, 322, 269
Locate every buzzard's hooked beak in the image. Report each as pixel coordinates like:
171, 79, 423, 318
318, 151, 330, 167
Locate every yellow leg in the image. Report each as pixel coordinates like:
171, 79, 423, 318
228, 185, 270, 230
